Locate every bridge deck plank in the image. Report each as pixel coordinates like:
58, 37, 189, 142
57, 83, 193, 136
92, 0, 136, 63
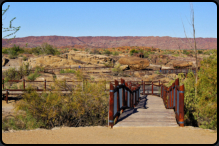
113, 95, 178, 128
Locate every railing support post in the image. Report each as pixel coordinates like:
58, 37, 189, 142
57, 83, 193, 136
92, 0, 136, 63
2, 78, 4, 89
115, 80, 120, 123
6, 89, 8, 104
175, 78, 179, 113
109, 83, 114, 128
125, 82, 128, 107
44, 79, 46, 90
152, 81, 153, 95
179, 84, 185, 127
23, 79, 25, 90
143, 81, 145, 95
121, 78, 125, 113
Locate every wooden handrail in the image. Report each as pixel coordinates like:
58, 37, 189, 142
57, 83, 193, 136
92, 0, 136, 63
108, 78, 141, 128
161, 78, 184, 127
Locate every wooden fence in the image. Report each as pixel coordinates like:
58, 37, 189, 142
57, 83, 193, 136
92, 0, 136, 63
108, 78, 141, 128
161, 78, 185, 127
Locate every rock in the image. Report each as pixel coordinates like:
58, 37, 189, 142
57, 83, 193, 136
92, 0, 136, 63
118, 57, 150, 70
2, 57, 6, 66
120, 65, 129, 71
173, 61, 193, 68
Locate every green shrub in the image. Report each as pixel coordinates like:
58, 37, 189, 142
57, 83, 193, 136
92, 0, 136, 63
27, 71, 41, 81
104, 62, 113, 67
102, 49, 111, 56
3, 67, 21, 81
183, 50, 190, 55
14, 75, 108, 129
112, 51, 119, 56
198, 50, 203, 54
90, 49, 101, 54
60, 69, 76, 74
112, 63, 123, 76
34, 66, 44, 73
23, 56, 28, 61
130, 49, 138, 56
7, 45, 24, 59
2, 109, 45, 131
2, 48, 8, 54
166, 53, 217, 130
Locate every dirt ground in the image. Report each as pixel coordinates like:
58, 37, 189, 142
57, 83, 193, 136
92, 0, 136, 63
2, 126, 217, 144
1, 100, 217, 144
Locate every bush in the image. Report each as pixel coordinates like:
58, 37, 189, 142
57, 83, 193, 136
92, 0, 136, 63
102, 49, 111, 56
166, 53, 217, 130
130, 49, 138, 56
34, 66, 44, 73
198, 50, 203, 54
14, 74, 108, 129
3, 67, 21, 81
2, 110, 44, 131
112, 51, 119, 56
183, 50, 190, 55
60, 69, 76, 74
112, 63, 123, 76
30, 43, 60, 56
27, 71, 41, 81
90, 48, 101, 54
23, 56, 28, 61
7, 45, 24, 59
2, 48, 8, 54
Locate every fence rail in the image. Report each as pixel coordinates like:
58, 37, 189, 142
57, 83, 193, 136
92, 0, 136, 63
161, 78, 184, 126
109, 78, 141, 128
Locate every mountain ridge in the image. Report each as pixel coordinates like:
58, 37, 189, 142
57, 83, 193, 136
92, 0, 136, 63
2, 36, 217, 50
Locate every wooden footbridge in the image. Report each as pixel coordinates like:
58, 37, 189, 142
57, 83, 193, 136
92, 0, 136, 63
109, 78, 184, 128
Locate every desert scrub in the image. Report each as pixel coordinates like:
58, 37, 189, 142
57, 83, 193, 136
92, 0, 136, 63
2, 110, 44, 131
164, 53, 217, 130
60, 69, 76, 74
34, 65, 45, 72
130, 49, 138, 56
111, 63, 123, 76
112, 51, 119, 56
14, 76, 109, 129
27, 71, 41, 81
3, 67, 21, 81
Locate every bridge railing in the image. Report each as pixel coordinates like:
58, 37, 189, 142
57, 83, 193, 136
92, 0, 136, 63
161, 78, 184, 127
109, 78, 141, 128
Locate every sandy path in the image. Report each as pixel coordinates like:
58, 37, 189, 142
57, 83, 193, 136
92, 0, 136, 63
2, 126, 217, 144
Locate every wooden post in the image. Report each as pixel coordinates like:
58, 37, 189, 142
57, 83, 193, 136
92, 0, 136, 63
130, 87, 133, 108
115, 80, 120, 119
172, 82, 175, 109
121, 78, 125, 113
6, 89, 8, 104
152, 81, 153, 95
172, 83, 174, 109
2, 78, 4, 89
125, 82, 128, 107
109, 83, 114, 128
23, 79, 25, 90
175, 78, 179, 114
161, 84, 162, 98
44, 79, 46, 90
179, 84, 185, 127
143, 81, 145, 95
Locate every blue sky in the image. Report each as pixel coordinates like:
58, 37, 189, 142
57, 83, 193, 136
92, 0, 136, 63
2, 2, 217, 38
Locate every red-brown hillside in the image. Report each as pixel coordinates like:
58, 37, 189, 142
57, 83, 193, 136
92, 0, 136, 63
2, 36, 217, 50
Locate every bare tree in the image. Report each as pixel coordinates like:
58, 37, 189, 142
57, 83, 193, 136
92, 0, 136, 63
2, 5, 21, 39
181, 3, 198, 98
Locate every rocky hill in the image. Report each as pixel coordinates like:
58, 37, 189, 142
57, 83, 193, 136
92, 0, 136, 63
2, 36, 217, 50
